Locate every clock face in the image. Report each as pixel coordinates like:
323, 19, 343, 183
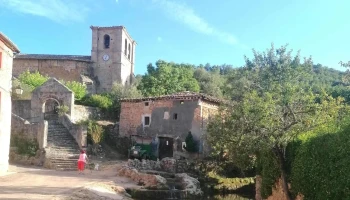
102, 54, 109, 61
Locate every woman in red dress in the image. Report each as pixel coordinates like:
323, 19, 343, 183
77, 150, 88, 174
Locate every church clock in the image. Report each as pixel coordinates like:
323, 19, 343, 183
102, 54, 109, 61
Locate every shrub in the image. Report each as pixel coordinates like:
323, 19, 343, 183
81, 94, 113, 110
10, 134, 39, 157
290, 121, 350, 200
57, 105, 69, 116
184, 132, 198, 153
78, 120, 105, 145
18, 70, 48, 89
62, 81, 87, 100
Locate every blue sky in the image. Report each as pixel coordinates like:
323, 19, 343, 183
1, 0, 349, 75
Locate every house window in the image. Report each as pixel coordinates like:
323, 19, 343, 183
124, 39, 127, 55
173, 113, 178, 120
128, 43, 131, 59
0, 52, 2, 69
143, 115, 151, 127
104, 34, 110, 49
145, 102, 149, 106
164, 111, 169, 119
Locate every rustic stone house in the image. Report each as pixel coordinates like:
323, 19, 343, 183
119, 92, 221, 159
0, 32, 20, 173
13, 25, 136, 94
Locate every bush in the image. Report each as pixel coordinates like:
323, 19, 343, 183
81, 94, 113, 110
18, 70, 49, 89
10, 134, 39, 157
78, 120, 105, 145
62, 80, 87, 100
57, 105, 69, 116
290, 121, 350, 200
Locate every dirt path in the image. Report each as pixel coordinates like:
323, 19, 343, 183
0, 162, 140, 200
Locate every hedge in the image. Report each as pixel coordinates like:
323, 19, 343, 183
290, 121, 350, 199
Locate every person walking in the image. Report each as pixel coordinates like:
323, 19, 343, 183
77, 150, 88, 174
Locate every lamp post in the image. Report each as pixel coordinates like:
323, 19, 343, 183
14, 85, 23, 95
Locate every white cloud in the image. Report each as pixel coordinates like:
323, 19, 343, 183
0, 0, 90, 23
151, 0, 238, 45
157, 36, 162, 42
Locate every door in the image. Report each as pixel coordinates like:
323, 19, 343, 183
158, 137, 174, 160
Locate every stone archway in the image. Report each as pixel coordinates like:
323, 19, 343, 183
43, 98, 60, 120
30, 78, 74, 123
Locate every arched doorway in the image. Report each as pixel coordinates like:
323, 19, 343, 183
43, 98, 60, 120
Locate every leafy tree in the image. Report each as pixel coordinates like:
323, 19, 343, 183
193, 67, 225, 98
111, 82, 142, 99
207, 44, 344, 200
18, 70, 49, 89
138, 60, 200, 96
184, 132, 198, 153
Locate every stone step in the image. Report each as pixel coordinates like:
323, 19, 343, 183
46, 120, 81, 171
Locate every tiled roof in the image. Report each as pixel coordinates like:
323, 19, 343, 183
0, 32, 20, 53
120, 91, 223, 104
14, 54, 92, 62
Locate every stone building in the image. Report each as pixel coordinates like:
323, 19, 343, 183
119, 92, 221, 158
0, 32, 20, 173
13, 25, 136, 93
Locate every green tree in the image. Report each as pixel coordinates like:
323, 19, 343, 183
138, 60, 200, 96
207, 44, 344, 200
18, 70, 49, 89
193, 67, 225, 98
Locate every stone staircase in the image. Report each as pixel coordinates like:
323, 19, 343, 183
45, 119, 81, 171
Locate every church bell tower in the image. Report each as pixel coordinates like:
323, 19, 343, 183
90, 26, 136, 93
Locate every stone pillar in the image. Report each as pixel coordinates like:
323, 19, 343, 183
0, 91, 12, 173
37, 120, 48, 149
78, 125, 87, 149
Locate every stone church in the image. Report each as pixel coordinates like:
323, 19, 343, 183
12, 26, 136, 94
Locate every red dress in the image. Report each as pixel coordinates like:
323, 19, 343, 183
77, 153, 87, 170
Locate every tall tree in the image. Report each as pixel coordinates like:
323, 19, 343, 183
137, 60, 200, 96
207, 44, 344, 200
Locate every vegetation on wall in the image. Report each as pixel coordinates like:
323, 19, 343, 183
57, 105, 69, 116
10, 134, 39, 157
78, 120, 105, 155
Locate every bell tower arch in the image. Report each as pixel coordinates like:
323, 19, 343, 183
90, 26, 136, 93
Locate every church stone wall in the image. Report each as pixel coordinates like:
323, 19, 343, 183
13, 59, 92, 82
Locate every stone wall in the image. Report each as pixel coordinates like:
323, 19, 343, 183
12, 100, 31, 120
59, 114, 87, 148
13, 59, 92, 82
11, 114, 48, 149
73, 105, 103, 122
119, 99, 218, 155
11, 114, 38, 140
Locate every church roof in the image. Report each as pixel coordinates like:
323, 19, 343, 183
0, 32, 20, 53
14, 54, 92, 62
